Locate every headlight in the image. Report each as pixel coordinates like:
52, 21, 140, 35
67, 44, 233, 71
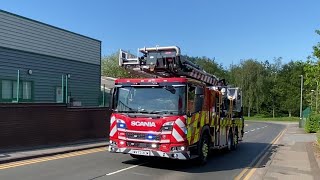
117, 119, 126, 129
171, 146, 186, 151
160, 121, 174, 131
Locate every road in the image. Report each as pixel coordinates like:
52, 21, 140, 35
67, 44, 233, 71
0, 121, 285, 180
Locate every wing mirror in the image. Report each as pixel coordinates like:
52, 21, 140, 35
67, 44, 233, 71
109, 88, 115, 110
187, 111, 192, 117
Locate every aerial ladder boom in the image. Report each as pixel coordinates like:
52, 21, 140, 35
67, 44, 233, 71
119, 46, 226, 86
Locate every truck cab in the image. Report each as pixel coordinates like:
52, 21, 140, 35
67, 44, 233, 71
109, 77, 191, 159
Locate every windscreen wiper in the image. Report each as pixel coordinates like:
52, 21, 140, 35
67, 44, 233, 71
148, 110, 179, 114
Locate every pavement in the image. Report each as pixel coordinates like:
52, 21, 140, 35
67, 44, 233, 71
0, 138, 108, 164
251, 123, 320, 180
0, 121, 286, 180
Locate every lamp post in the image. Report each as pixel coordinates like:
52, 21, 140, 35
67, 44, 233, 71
299, 75, 303, 128
316, 81, 319, 113
311, 90, 315, 111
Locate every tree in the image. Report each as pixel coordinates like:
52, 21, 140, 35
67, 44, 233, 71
260, 58, 282, 118
101, 53, 132, 78
313, 30, 320, 59
277, 61, 305, 117
228, 59, 268, 117
185, 56, 227, 79
304, 30, 320, 113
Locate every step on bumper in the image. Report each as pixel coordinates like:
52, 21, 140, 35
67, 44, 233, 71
109, 146, 190, 160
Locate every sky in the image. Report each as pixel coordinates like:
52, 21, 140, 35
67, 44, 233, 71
1, 0, 320, 67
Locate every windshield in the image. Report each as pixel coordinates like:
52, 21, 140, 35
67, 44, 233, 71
114, 86, 186, 115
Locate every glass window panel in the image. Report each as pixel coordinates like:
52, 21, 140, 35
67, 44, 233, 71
23, 81, 32, 100
2, 80, 12, 99
13, 81, 22, 99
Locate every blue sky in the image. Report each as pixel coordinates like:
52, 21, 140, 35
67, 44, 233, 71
1, 0, 320, 67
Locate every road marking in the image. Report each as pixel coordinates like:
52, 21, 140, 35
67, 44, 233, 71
234, 128, 287, 180
243, 128, 287, 180
0, 147, 106, 170
256, 128, 260, 130
250, 129, 255, 132
106, 162, 148, 176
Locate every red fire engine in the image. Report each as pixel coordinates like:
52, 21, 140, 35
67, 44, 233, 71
108, 46, 244, 164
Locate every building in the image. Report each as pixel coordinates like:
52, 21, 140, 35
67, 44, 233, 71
100, 76, 115, 106
0, 10, 101, 106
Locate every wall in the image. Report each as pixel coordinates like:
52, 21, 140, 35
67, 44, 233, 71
0, 47, 101, 106
0, 10, 101, 65
0, 103, 111, 149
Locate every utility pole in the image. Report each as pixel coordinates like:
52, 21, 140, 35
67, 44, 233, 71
316, 81, 318, 113
311, 90, 315, 111
299, 75, 303, 128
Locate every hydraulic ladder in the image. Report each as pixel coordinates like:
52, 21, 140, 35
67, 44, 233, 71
118, 46, 226, 86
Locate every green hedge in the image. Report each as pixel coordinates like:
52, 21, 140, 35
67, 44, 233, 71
305, 114, 320, 133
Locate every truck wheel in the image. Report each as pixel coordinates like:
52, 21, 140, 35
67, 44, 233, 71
232, 130, 239, 150
195, 133, 210, 165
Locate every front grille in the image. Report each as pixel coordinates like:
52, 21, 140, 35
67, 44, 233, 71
127, 141, 158, 149
126, 132, 161, 141
126, 132, 146, 139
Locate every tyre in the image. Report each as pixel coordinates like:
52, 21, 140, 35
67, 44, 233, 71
195, 133, 210, 165
227, 131, 233, 151
232, 130, 239, 150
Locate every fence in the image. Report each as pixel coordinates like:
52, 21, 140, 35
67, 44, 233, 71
0, 103, 111, 149
300, 107, 311, 128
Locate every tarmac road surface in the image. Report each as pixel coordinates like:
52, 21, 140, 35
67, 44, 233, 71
0, 121, 285, 180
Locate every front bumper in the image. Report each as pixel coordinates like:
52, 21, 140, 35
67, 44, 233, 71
109, 146, 191, 160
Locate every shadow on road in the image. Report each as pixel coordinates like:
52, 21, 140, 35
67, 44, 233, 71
122, 142, 282, 174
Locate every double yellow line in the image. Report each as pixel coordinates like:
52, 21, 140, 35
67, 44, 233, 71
0, 147, 106, 170
234, 128, 287, 180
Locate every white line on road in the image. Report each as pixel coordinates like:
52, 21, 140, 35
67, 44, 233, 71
106, 162, 148, 176
250, 129, 255, 131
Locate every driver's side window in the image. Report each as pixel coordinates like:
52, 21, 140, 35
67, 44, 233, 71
187, 84, 204, 113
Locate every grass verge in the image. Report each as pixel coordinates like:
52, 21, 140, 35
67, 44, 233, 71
244, 116, 299, 122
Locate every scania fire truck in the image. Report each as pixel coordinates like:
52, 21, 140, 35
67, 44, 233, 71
108, 46, 244, 164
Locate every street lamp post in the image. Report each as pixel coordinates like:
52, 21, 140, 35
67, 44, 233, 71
299, 75, 303, 128
311, 90, 315, 111
316, 81, 319, 113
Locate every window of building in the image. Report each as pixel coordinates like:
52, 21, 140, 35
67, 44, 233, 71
0, 79, 33, 102
13, 81, 23, 99
23, 81, 32, 100
2, 80, 12, 100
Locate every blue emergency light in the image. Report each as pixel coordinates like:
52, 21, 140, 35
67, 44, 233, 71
117, 123, 126, 129
147, 134, 155, 140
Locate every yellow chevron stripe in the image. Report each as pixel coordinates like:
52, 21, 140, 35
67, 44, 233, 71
211, 116, 215, 126
200, 113, 205, 127
187, 116, 191, 125
193, 130, 200, 144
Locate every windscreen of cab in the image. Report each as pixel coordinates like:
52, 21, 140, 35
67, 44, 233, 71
114, 85, 186, 115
